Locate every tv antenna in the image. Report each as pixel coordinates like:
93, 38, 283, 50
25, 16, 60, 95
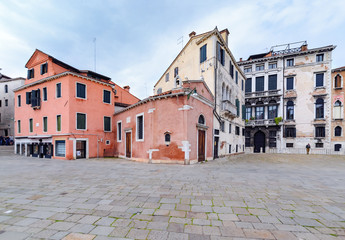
177, 36, 183, 50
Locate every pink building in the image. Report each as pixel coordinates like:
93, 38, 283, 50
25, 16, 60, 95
114, 80, 214, 164
14, 49, 116, 159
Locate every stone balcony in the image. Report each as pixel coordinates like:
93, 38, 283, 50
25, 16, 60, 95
245, 89, 281, 99
221, 100, 237, 118
245, 119, 279, 127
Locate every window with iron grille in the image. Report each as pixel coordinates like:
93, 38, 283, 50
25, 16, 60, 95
285, 127, 296, 138
286, 143, 293, 148
315, 143, 323, 148
315, 73, 324, 87
315, 126, 325, 138
136, 114, 144, 140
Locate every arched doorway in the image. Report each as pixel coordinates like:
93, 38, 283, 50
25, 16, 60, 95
254, 131, 265, 153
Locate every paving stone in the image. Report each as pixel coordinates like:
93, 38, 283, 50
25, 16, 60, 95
192, 206, 213, 213
26, 211, 56, 219
193, 219, 211, 226
167, 223, 185, 233
243, 229, 275, 239
112, 218, 132, 227
15, 217, 39, 226
218, 214, 238, 221
167, 232, 189, 240
238, 215, 260, 223
170, 217, 192, 224
189, 233, 211, 240
126, 228, 149, 239
29, 219, 54, 228
50, 231, 69, 240
219, 226, 245, 237
70, 223, 95, 233
34, 229, 58, 238
47, 221, 76, 231
62, 233, 96, 240
147, 221, 169, 230
185, 225, 203, 234
187, 212, 208, 219
202, 226, 221, 236
274, 224, 309, 232
0, 231, 29, 240
78, 215, 101, 224
95, 217, 115, 226
109, 227, 130, 237
90, 226, 114, 236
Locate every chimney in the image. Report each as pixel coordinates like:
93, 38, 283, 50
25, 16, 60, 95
240, 58, 243, 62
123, 85, 130, 92
189, 31, 196, 38
220, 29, 230, 47
301, 44, 308, 51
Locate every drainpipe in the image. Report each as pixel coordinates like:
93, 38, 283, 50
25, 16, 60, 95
281, 56, 285, 153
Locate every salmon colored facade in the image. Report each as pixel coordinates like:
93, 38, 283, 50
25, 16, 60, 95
14, 50, 116, 159
114, 81, 214, 164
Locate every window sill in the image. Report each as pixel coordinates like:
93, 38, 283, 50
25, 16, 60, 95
334, 87, 343, 90
314, 86, 325, 90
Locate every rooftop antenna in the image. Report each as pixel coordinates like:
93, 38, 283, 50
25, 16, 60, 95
177, 36, 183, 50
93, 38, 96, 72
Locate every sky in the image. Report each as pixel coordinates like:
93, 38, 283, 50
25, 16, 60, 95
1, 0, 345, 99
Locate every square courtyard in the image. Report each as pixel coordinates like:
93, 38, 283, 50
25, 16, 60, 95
0, 149, 345, 239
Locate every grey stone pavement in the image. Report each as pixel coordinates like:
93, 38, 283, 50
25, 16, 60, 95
0, 147, 345, 239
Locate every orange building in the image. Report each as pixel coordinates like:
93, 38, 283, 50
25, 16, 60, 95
114, 84, 140, 111
14, 49, 116, 159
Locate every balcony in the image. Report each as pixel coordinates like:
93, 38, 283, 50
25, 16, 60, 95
245, 89, 281, 98
221, 100, 237, 118
245, 119, 278, 127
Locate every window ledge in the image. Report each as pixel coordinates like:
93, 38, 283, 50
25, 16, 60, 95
314, 86, 325, 90
334, 87, 343, 90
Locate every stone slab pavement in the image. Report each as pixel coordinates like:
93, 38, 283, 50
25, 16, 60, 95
0, 149, 345, 239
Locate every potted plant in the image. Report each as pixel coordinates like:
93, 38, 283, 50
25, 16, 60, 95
274, 116, 282, 125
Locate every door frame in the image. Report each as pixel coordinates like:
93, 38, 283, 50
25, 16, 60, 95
125, 130, 132, 159
254, 131, 265, 153
73, 138, 89, 159
197, 129, 207, 162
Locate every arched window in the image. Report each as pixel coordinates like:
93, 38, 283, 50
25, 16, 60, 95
268, 100, 277, 119
286, 101, 294, 120
334, 100, 342, 119
335, 74, 342, 88
335, 126, 342, 137
315, 98, 324, 119
4, 85, 8, 93
165, 133, 171, 142
157, 88, 162, 94
198, 115, 205, 125
226, 86, 229, 100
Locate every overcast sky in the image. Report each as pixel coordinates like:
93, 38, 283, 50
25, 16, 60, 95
1, 0, 345, 99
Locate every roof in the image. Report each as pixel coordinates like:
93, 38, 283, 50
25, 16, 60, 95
332, 66, 345, 72
247, 52, 269, 60
0, 77, 25, 83
114, 84, 140, 103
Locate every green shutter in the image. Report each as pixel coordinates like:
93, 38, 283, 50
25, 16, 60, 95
242, 105, 246, 120
236, 99, 240, 117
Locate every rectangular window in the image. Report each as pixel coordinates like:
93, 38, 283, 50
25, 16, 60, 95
286, 58, 294, 67
242, 80, 244, 91
244, 66, 252, 73
230, 61, 234, 78
286, 77, 294, 90
17, 120, 21, 133
40, 63, 48, 75
43, 117, 47, 132
235, 126, 240, 135
245, 78, 252, 93
228, 123, 231, 133
269, 62, 277, 69
5, 99, 8, 106
268, 105, 278, 119
0, 100, 1, 107
136, 114, 144, 140
17, 95, 21, 107
255, 76, 264, 92
165, 72, 169, 82
269, 131, 277, 148
220, 121, 225, 132
246, 107, 252, 120
200, 44, 207, 63
26, 92, 32, 104
315, 143, 323, 148
316, 54, 324, 62
117, 121, 122, 142
217, 42, 225, 66
315, 126, 325, 138
56, 83, 61, 98
242, 128, 245, 136
245, 132, 250, 147
256, 64, 264, 71
229, 144, 232, 153
104, 116, 111, 132
76, 113, 86, 130
174, 67, 179, 77
76, 83, 86, 99
27, 69, 34, 79
55, 140, 66, 157
43, 87, 47, 101
255, 106, 264, 120
56, 115, 61, 132
268, 75, 277, 90
285, 127, 296, 138
235, 71, 238, 84
103, 90, 111, 104
315, 73, 324, 87
29, 118, 33, 133
286, 143, 294, 148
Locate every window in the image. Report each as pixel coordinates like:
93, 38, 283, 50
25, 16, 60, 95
174, 67, 179, 78
0, 100, 1, 107
43, 87, 47, 101
104, 116, 111, 132
17, 120, 21, 133
165, 72, 169, 82
255, 76, 264, 92
117, 121, 122, 141
29, 118, 33, 133
245, 131, 250, 147
255, 105, 264, 120
335, 126, 342, 137
76, 113, 87, 130
76, 83, 86, 99
334, 100, 342, 119
244, 67, 252, 73
26, 92, 32, 104
269, 62, 277, 69
315, 73, 324, 87
335, 144, 342, 152
56, 83, 61, 98
217, 42, 225, 66
246, 106, 252, 120
198, 115, 205, 125
103, 90, 111, 104
17, 95, 21, 107
286, 58, 294, 67
5, 99, 8, 106
286, 101, 294, 120
268, 105, 278, 119
268, 75, 277, 90
245, 78, 252, 93
200, 44, 207, 63
165, 133, 171, 144
40, 63, 48, 75
269, 131, 277, 148
315, 98, 324, 119
214, 129, 219, 135
235, 71, 238, 84
157, 88, 162, 94
256, 64, 264, 71
286, 77, 294, 90
55, 140, 66, 157
315, 126, 325, 138
316, 54, 324, 62
106, 140, 110, 145
229, 144, 232, 153
236, 99, 240, 116
30, 89, 41, 108
220, 121, 225, 132
286, 143, 294, 148
242, 105, 246, 120
43, 117, 47, 132
4, 85, 8, 93
230, 61, 234, 78
242, 80, 244, 91
136, 114, 144, 141
315, 143, 323, 148
56, 115, 61, 131
27, 69, 34, 79
229, 123, 231, 133
285, 127, 296, 138
334, 74, 342, 88
235, 126, 240, 135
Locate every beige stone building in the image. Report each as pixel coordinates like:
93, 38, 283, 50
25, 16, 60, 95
331, 66, 345, 152
154, 28, 246, 157
238, 42, 339, 154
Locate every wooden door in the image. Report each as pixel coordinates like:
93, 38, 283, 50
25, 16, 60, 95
198, 130, 205, 162
126, 132, 131, 158
76, 140, 86, 159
